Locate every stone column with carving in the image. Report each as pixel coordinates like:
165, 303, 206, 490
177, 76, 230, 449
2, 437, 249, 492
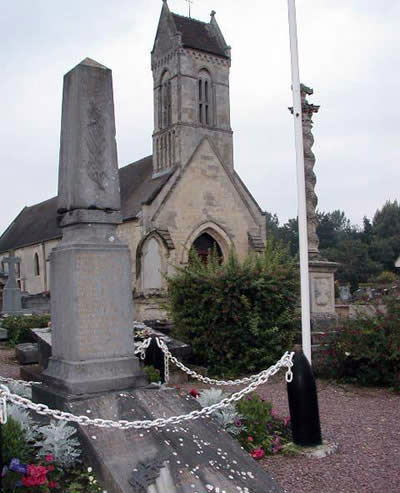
35, 59, 145, 405
290, 85, 338, 366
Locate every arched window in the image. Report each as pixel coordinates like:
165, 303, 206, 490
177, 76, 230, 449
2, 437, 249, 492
34, 253, 40, 276
142, 237, 162, 291
192, 233, 223, 264
198, 69, 213, 126
159, 71, 171, 129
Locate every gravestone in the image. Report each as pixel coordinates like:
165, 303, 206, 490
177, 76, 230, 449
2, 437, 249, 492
69, 388, 284, 493
1, 255, 23, 314
33, 57, 283, 493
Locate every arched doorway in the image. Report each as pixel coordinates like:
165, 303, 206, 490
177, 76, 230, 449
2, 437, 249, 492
192, 233, 223, 263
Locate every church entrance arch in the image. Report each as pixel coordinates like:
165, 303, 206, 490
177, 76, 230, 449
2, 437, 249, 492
192, 233, 223, 263
182, 221, 232, 264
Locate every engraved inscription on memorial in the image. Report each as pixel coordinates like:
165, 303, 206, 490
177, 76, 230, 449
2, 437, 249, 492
129, 450, 170, 492
85, 100, 108, 192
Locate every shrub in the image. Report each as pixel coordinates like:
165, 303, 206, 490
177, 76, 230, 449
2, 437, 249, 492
166, 242, 299, 376
197, 388, 244, 436
144, 365, 161, 383
1, 314, 50, 345
236, 393, 292, 456
373, 270, 398, 285
326, 297, 400, 390
36, 420, 81, 468
3, 416, 31, 465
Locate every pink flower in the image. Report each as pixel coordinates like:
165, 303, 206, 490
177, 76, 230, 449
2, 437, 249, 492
283, 416, 291, 427
247, 436, 254, 442
45, 454, 54, 463
271, 408, 279, 418
189, 389, 200, 398
251, 448, 265, 460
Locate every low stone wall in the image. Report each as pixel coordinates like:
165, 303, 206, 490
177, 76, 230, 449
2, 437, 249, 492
335, 303, 386, 319
22, 293, 50, 314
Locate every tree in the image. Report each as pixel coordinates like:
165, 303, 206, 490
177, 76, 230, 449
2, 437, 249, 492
324, 239, 382, 291
369, 201, 400, 271
317, 210, 352, 250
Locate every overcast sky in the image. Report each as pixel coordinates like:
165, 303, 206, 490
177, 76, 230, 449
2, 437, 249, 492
1, 0, 399, 235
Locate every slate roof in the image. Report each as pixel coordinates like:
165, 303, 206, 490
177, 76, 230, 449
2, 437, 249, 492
0, 156, 173, 254
171, 14, 228, 58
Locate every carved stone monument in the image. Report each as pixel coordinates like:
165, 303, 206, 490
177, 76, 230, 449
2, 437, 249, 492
1, 254, 23, 314
291, 85, 338, 359
35, 58, 144, 399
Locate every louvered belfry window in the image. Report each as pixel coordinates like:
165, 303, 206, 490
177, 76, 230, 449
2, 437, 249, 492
198, 69, 212, 126
159, 71, 171, 129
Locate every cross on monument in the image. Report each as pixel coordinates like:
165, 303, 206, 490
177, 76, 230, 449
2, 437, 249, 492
3, 255, 21, 289
185, 0, 194, 17
1, 254, 22, 314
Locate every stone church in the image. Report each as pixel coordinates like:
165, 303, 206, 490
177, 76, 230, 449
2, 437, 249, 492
0, 1, 266, 320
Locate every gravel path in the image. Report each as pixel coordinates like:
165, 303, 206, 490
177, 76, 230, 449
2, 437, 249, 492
1, 347, 399, 492
0, 343, 20, 380
179, 375, 400, 493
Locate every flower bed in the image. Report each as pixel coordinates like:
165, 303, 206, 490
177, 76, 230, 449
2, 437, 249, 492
2, 382, 106, 492
189, 388, 298, 460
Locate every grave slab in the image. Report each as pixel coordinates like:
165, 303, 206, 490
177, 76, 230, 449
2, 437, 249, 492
15, 343, 39, 365
69, 388, 284, 493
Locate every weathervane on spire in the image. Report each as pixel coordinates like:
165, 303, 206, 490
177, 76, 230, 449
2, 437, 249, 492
185, 0, 194, 17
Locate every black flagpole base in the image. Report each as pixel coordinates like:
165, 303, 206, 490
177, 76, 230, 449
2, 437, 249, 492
287, 349, 322, 447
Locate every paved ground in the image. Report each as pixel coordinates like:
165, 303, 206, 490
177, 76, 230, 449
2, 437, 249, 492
1, 347, 399, 493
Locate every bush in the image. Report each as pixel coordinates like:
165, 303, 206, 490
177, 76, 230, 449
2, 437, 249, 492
1, 314, 50, 345
326, 297, 400, 390
373, 271, 398, 285
3, 416, 31, 465
236, 393, 292, 456
144, 365, 161, 383
166, 242, 299, 376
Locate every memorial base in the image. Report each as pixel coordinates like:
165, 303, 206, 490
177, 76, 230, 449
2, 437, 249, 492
41, 354, 146, 395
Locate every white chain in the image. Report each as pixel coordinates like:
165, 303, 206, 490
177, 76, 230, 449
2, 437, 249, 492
134, 337, 152, 360
0, 394, 7, 424
155, 337, 294, 385
0, 375, 41, 387
0, 352, 293, 430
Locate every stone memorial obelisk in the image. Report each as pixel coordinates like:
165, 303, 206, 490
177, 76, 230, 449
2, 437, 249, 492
37, 58, 144, 400
1, 255, 23, 315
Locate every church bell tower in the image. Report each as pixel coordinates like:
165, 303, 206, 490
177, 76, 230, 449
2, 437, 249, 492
151, 0, 233, 177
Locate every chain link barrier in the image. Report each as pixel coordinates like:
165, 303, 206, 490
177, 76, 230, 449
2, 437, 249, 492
155, 337, 294, 385
0, 351, 294, 429
0, 375, 41, 387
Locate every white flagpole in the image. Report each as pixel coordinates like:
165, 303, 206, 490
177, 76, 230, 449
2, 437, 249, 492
287, 0, 312, 364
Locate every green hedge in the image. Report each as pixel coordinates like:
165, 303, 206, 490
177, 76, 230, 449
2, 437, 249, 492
1, 314, 51, 346
166, 242, 299, 377
325, 297, 400, 391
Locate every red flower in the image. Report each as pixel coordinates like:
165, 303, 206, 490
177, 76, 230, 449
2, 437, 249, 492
23, 464, 48, 486
49, 480, 59, 488
47, 464, 55, 471
189, 389, 200, 398
45, 454, 54, 462
251, 448, 265, 460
